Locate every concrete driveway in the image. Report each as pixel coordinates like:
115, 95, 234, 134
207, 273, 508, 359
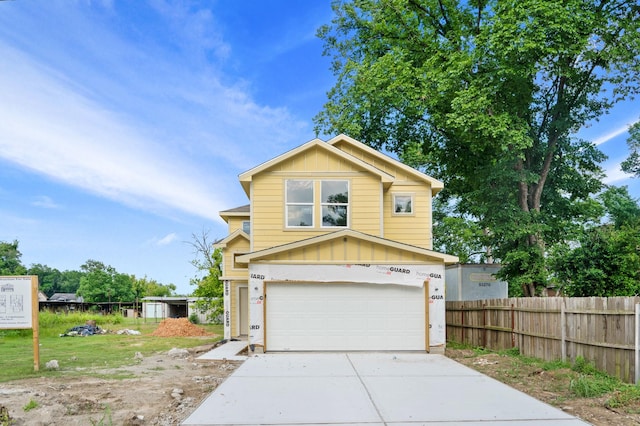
182, 353, 589, 425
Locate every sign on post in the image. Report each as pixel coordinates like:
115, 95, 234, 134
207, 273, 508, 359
0, 276, 40, 371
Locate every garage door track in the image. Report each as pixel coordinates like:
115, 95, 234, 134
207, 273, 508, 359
183, 353, 589, 425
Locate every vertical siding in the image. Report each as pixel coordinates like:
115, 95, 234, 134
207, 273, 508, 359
446, 297, 640, 383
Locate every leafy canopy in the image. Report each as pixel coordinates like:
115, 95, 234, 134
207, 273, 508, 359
315, 0, 640, 295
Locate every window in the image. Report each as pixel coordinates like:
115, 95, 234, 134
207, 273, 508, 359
321, 180, 349, 227
285, 179, 349, 228
242, 221, 251, 234
393, 194, 414, 215
286, 180, 314, 227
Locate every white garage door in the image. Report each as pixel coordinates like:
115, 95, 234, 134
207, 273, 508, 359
266, 282, 425, 351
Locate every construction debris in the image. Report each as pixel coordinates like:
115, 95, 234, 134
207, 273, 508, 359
151, 318, 211, 337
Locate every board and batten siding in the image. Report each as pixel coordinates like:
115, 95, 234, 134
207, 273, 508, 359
253, 237, 443, 264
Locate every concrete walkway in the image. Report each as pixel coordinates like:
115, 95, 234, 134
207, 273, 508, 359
183, 353, 590, 425
197, 339, 248, 362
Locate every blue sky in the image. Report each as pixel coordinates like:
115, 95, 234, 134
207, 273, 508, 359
0, 1, 637, 295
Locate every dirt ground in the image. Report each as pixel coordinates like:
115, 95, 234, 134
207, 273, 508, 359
447, 348, 640, 426
2, 345, 638, 425
0, 343, 241, 426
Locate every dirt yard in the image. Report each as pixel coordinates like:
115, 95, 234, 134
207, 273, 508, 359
1, 343, 638, 425
447, 348, 640, 426
0, 343, 241, 426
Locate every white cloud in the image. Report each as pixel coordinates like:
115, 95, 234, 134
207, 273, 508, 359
593, 119, 639, 146
156, 233, 178, 246
31, 196, 61, 209
602, 160, 634, 184
0, 2, 313, 225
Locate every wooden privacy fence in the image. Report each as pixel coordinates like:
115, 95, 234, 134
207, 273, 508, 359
446, 297, 640, 383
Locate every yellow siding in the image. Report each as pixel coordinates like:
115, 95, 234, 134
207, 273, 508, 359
222, 238, 250, 279
251, 146, 383, 251
332, 141, 411, 179
384, 187, 433, 249
227, 216, 249, 234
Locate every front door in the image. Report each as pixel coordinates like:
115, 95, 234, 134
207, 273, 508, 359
239, 286, 248, 336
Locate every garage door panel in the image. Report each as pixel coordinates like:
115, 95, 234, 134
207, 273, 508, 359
266, 282, 425, 351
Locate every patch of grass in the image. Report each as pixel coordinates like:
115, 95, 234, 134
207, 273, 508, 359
607, 385, 640, 410
448, 342, 640, 414
23, 399, 38, 412
0, 405, 12, 426
0, 316, 223, 383
570, 374, 618, 397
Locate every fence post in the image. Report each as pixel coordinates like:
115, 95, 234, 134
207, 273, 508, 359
483, 303, 487, 347
633, 303, 640, 385
461, 303, 465, 344
511, 303, 515, 348
561, 298, 566, 363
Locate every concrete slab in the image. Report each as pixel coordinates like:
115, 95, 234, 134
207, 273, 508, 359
182, 353, 591, 426
197, 339, 248, 361
233, 353, 356, 377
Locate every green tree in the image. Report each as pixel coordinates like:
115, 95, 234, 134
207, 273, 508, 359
552, 225, 640, 296
315, 0, 640, 295
599, 186, 640, 228
27, 264, 62, 297
551, 187, 640, 296
76, 260, 134, 303
432, 194, 487, 264
58, 270, 83, 294
132, 276, 176, 297
188, 230, 223, 323
0, 240, 27, 275
622, 121, 640, 177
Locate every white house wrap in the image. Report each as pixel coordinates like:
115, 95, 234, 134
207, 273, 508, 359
248, 263, 446, 350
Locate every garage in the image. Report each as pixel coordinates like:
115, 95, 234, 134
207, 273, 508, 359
265, 282, 426, 351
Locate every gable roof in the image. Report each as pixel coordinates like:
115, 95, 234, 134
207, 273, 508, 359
237, 138, 396, 196
213, 229, 250, 249
219, 204, 250, 222
236, 229, 458, 265
328, 134, 444, 195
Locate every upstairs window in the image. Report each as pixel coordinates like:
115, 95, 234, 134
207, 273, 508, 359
393, 194, 414, 215
286, 180, 314, 227
321, 180, 349, 227
285, 179, 350, 228
242, 221, 251, 234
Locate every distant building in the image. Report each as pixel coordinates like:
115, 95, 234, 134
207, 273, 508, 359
445, 264, 508, 301
141, 297, 215, 324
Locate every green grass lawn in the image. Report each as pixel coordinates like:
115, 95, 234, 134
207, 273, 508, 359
0, 312, 223, 383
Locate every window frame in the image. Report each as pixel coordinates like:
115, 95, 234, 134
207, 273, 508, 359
285, 179, 314, 228
392, 193, 415, 216
320, 179, 350, 228
242, 220, 251, 234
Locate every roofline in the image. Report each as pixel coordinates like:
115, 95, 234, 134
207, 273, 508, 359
237, 138, 395, 196
213, 229, 250, 249
327, 134, 444, 195
236, 229, 459, 264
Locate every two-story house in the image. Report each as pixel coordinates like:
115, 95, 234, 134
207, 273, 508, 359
215, 135, 458, 353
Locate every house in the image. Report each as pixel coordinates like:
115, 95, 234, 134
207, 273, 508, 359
216, 135, 458, 353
